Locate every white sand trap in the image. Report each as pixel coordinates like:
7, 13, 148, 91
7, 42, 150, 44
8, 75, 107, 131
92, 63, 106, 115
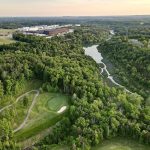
57, 106, 67, 113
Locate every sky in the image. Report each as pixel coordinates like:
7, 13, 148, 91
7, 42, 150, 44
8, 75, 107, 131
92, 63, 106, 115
0, 0, 150, 16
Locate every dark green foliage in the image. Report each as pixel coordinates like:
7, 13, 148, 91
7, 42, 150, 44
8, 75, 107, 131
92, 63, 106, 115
0, 119, 20, 150
0, 26, 149, 150
98, 36, 150, 98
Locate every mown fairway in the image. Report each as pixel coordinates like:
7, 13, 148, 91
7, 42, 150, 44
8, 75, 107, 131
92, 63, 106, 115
48, 145, 69, 150
0, 80, 42, 108
93, 137, 150, 150
43, 137, 150, 150
48, 136, 150, 150
0, 80, 69, 145
15, 92, 69, 141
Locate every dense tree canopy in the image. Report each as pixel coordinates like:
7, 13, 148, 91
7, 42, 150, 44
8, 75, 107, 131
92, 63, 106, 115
98, 36, 150, 99
0, 26, 149, 150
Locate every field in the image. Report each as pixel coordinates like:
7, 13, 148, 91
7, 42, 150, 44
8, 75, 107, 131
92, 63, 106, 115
15, 92, 69, 141
48, 137, 150, 150
6, 91, 37, 129
48, 145, 69, 150
0, 80, 42, 107
93, 137, 150, 150
0, 28, 16, 45
0, 80, 69, 147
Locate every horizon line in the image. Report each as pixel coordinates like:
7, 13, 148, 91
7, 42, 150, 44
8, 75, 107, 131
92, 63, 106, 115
0, 14, 150, 18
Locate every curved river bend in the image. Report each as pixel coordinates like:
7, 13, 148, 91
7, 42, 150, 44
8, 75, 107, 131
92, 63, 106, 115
84, 45, 132, 93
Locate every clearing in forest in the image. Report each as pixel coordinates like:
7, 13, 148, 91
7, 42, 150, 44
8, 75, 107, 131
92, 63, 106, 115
0, 28, 16, 45
14, 92, 69, 141
93, 137, 150, 150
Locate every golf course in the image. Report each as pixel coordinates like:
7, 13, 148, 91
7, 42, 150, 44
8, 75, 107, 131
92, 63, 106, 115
0, 80, 69, 147
48, 137, 150, 150
93, 137, 150, 150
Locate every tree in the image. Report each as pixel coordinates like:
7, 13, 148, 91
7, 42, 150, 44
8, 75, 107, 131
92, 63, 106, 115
0, 119, 19, 150
23, 96, 29, 107
0, 81, 4, 98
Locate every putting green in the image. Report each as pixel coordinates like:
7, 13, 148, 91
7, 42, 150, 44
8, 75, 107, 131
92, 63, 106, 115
15, 92, 69, 141
47, 94, 68, 111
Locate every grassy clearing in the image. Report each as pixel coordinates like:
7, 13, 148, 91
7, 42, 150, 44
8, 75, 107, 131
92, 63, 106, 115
0, 28, 16, 45
48, 145, 69, 150
15, 113, 64, 141
0, 79, 69, 146
0, 80, 42, 130
12, 92, 37, 129
0, 37, 15, 45
47, 137, 150, 150
15, 92, 69, 141
1, 92, 37, 129
92, 137, 150, 150
0, 29, 16, 35
0, 80, 42, 108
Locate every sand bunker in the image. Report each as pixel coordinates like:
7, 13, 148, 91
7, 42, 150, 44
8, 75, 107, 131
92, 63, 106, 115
57, 106, 67, 113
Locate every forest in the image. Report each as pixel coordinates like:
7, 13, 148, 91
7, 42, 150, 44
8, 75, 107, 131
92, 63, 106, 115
0, 24, 149, 150
98, 35, 150, 99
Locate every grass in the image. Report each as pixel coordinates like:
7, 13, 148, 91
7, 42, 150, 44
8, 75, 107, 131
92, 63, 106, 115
0, 79, 69, 145
0, 37, 16, 45
0, 80, 43, 131
47, 94, 68, 111
0, 78, 69, 147
12, 92, 37, 129
92, 137, 150, 150
0, 28, 16, 45
0, 80, 42, 108
0, 28, 16, 35
1, 92, 37, 129
15, 113, 64, 141
46, 137, 150, 150
15, 92, 69, 142
48, 145, 69, 150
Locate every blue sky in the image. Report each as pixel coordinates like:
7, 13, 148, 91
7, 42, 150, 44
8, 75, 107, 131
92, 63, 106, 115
0, 0, 150, 16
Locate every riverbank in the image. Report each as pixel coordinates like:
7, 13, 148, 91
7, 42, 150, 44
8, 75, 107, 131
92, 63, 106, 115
84, 45, 132, 93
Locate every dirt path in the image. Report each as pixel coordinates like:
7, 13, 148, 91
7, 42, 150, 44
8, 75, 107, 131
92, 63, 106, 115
13, 90, 39, 133
1, 90, 67, 133
0, 90, 39, 132
0, 90, 38, 113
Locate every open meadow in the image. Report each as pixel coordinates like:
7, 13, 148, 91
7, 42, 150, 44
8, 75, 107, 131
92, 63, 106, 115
93, 137, 150, 150
0, 80, 69, 147
15, 92, 69, 141
0, 28, 16, 44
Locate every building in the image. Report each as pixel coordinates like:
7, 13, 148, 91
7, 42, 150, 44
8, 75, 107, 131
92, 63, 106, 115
43, 27, 69, 36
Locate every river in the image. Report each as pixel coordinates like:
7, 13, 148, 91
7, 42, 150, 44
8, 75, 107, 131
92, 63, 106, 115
84, 45, 132, 93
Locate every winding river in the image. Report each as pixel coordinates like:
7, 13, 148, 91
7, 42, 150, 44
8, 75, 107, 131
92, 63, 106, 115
84, 45, 132, 93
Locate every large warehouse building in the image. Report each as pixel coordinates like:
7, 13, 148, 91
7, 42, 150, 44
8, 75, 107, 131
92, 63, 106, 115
43, 27, 69, 36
